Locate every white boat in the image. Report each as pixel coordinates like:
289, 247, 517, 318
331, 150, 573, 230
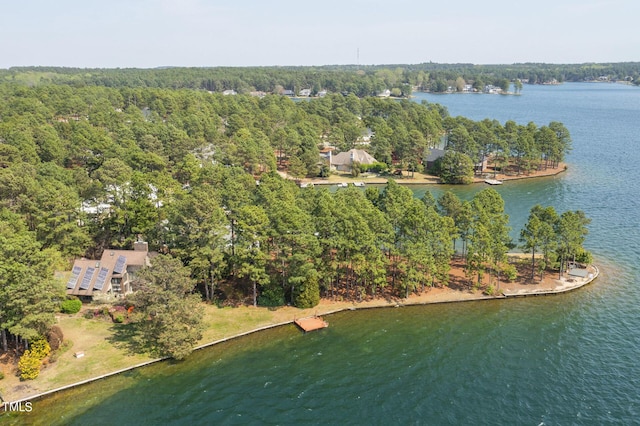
484, 179, 503, 185
353, 181, 365, 187
336, 182, 348, 188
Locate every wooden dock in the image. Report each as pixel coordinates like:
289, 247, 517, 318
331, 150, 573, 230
484, 179, 503, 185
295, 316, 329, 333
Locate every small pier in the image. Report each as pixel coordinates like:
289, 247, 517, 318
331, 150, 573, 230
295, 316, 329, 333
484, 179, 503, 185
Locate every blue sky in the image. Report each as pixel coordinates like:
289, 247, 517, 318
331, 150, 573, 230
1, 0, 638, 68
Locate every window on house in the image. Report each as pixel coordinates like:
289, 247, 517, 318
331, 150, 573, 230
111, 277, 122, 292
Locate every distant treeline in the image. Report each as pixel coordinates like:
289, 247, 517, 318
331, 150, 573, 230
2, 62, 639, 95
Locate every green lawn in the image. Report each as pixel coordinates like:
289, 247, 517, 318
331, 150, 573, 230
0, 301, 347, 401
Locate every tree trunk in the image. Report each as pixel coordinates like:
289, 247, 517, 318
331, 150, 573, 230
253, 280, 257, 307
203, 274, 210, 301
531, 248, 536, 280
1, 329, 7, 353
209, 267, 216, 303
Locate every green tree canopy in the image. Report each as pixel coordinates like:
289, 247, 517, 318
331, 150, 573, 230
128, 255, 204, 360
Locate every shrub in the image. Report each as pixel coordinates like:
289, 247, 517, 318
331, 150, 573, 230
0, 371, 5, 380
18, 351, 42, 380
318, 164, 330, 178
61, 298, 82, 314
350, 161, 361, 177
18, 338, 52, 380
47, 325, 64, 351
30, 339, 51, 360
113, 314, 125, 323
91, 291, 117, 305
258, 283, 285, 307
502, 263, 518, 282
485, 285, 497, 296
575, 248, 593, 265
294, 274, 320, 309
361, 161, 389, 174
408, 162, 424, 174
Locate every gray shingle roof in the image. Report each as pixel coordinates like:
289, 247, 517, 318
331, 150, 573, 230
331, 149, 377, 166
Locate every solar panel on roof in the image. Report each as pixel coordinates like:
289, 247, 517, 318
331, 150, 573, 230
93, 267, 109, 291
66, 265, 83, 289
79, 267, 95, 290
113, 255, 127, 274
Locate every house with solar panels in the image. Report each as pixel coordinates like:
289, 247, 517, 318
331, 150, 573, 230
66, 241, 151, 300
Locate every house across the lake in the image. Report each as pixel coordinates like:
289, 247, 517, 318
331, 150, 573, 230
66, 241, 151, 301
425, 148, 446, 170
331, 149, 377, 173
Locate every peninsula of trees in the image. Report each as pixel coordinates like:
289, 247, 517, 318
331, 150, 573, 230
0, 79, 589, 362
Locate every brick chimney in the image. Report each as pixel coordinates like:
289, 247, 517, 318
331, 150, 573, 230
133, 240, 149, 252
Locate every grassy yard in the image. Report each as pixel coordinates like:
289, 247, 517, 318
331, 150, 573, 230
0, 301, 356, 402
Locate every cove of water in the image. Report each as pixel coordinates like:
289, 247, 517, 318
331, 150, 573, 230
10, 83, 640, 425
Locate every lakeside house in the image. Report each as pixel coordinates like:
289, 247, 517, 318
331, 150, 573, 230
66, 241, 151, 301
331, 148, 377, 173
355, 127, 374, 145
425, 148, 446, 170
484, 85, 503, 94
475, 155, 488, 174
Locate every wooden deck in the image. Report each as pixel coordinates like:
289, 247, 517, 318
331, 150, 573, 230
295, 316, 329, 332
484, 179, 503, 185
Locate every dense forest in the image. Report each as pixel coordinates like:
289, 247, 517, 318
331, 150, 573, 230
2, 62, 639, 95
0, 80, 590, 360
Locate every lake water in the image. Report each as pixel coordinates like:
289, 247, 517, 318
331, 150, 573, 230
10, 83, 640, 425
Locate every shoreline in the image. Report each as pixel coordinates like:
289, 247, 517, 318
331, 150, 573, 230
7, 261, 599, 406
296, 164, 567, 186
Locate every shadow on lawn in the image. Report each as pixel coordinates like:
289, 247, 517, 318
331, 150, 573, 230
106, 323, 149, 356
